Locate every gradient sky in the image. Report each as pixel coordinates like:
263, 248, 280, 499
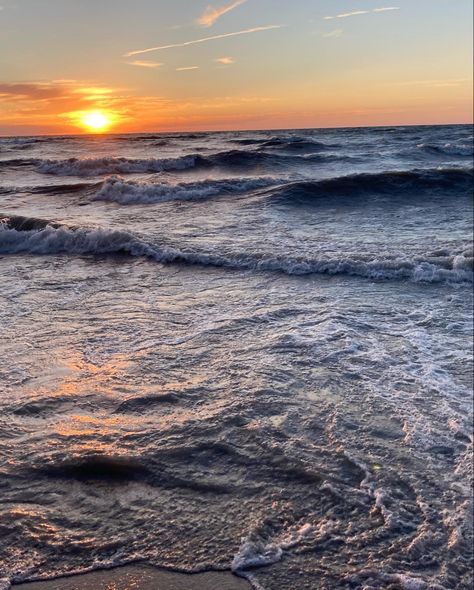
0, 0, 472, 134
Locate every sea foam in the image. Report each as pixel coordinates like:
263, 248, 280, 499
1, 216, 472, 284
93, 176, 276, 204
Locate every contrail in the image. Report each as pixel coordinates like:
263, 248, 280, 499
125, 25, 282, 57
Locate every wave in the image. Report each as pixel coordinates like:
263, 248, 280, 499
178, 133, 206, 139
416, 143, 473, 158
204, 149, 346, 168
0, 157, 38, 168
232, 524, 313, 573
1, 215, 472, 284
111, 134, 172, 142
35, 154, 199, 176
260, 138, 334, 151
0, 187, 15, 196
228, 136, 335, 151
0, 137, 73, 152
0, 181, 96, 197
205, 149, 278, 168
229, 138, 265, 145
93, 176, 276, 205
110, 136, 177, 147
263, 167, 473, 203
0, 138, 38, 152
0, 149, 345, 177
0, 137, 39, 145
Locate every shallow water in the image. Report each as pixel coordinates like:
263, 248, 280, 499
0, 125, 473, 589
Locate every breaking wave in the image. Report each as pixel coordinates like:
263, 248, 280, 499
1, 215, 472, 284
0, 148, 351, 177
93, 175, 277, 205
36, 154, 199, 176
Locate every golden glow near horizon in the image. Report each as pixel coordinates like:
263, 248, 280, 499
80, 111, 113, 132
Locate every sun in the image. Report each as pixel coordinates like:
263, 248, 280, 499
81, 111, 112, 132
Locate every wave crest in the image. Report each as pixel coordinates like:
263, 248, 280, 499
417, 143, 473, 158
17, 148, 348, 177
36, 154, 199, 176
264, 167, 473, 203
93, 175, 276, 205
1, 215, 471, 284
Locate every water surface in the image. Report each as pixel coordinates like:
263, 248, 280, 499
0, 124, 472, 589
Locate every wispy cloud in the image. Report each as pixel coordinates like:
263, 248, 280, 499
176, 66, 200, 71
125, 25, 282, 57
324, 10, 368, 20
373, 6, 400, 12
197, 0, 248, 27
127, 60, 163, 68
0, 82, 66, 100
392, 78, 471, 88
324, 7, 399, 20
0, 81, 124, 102
215, 56, 235, 64
322, 29, 343, 38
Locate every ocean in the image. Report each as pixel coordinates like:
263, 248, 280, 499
0, 124, 472, 589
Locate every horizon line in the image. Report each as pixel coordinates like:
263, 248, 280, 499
1, 120, 472, 138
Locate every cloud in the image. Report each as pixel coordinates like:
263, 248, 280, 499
324, 10, 369, 20
215, 56, 235, 64
127, 60, 163, 68
392, 78, 471, 88
373, 6, 400, 12
176, 66, 199, 71
0, 77, 284, 134
73, 86, 118, 96
0, 80, 133, 130
322, 29, 343, 38
125, 25, 282, 57
0, 82, 66, 100
324, 7, 400, 19
0, 81, 126, 103
197, 0, 248, 27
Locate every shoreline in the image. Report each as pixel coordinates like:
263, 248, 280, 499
12, 565, 251, 590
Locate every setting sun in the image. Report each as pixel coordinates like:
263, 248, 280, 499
81, 111, 112, 132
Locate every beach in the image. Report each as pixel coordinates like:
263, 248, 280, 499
13, 566, 250, 590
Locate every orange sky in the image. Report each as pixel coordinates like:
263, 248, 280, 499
0, 0, 472, 135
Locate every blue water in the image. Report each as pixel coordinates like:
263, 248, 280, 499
0, 124, 473, 589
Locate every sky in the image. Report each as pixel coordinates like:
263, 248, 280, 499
0, 0, 472, 135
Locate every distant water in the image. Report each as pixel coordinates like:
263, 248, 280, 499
0, 125, 472, 590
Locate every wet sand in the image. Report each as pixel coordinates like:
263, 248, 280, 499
13, 565, 251, 590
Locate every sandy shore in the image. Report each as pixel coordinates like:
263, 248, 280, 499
13, 565, 251, 590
